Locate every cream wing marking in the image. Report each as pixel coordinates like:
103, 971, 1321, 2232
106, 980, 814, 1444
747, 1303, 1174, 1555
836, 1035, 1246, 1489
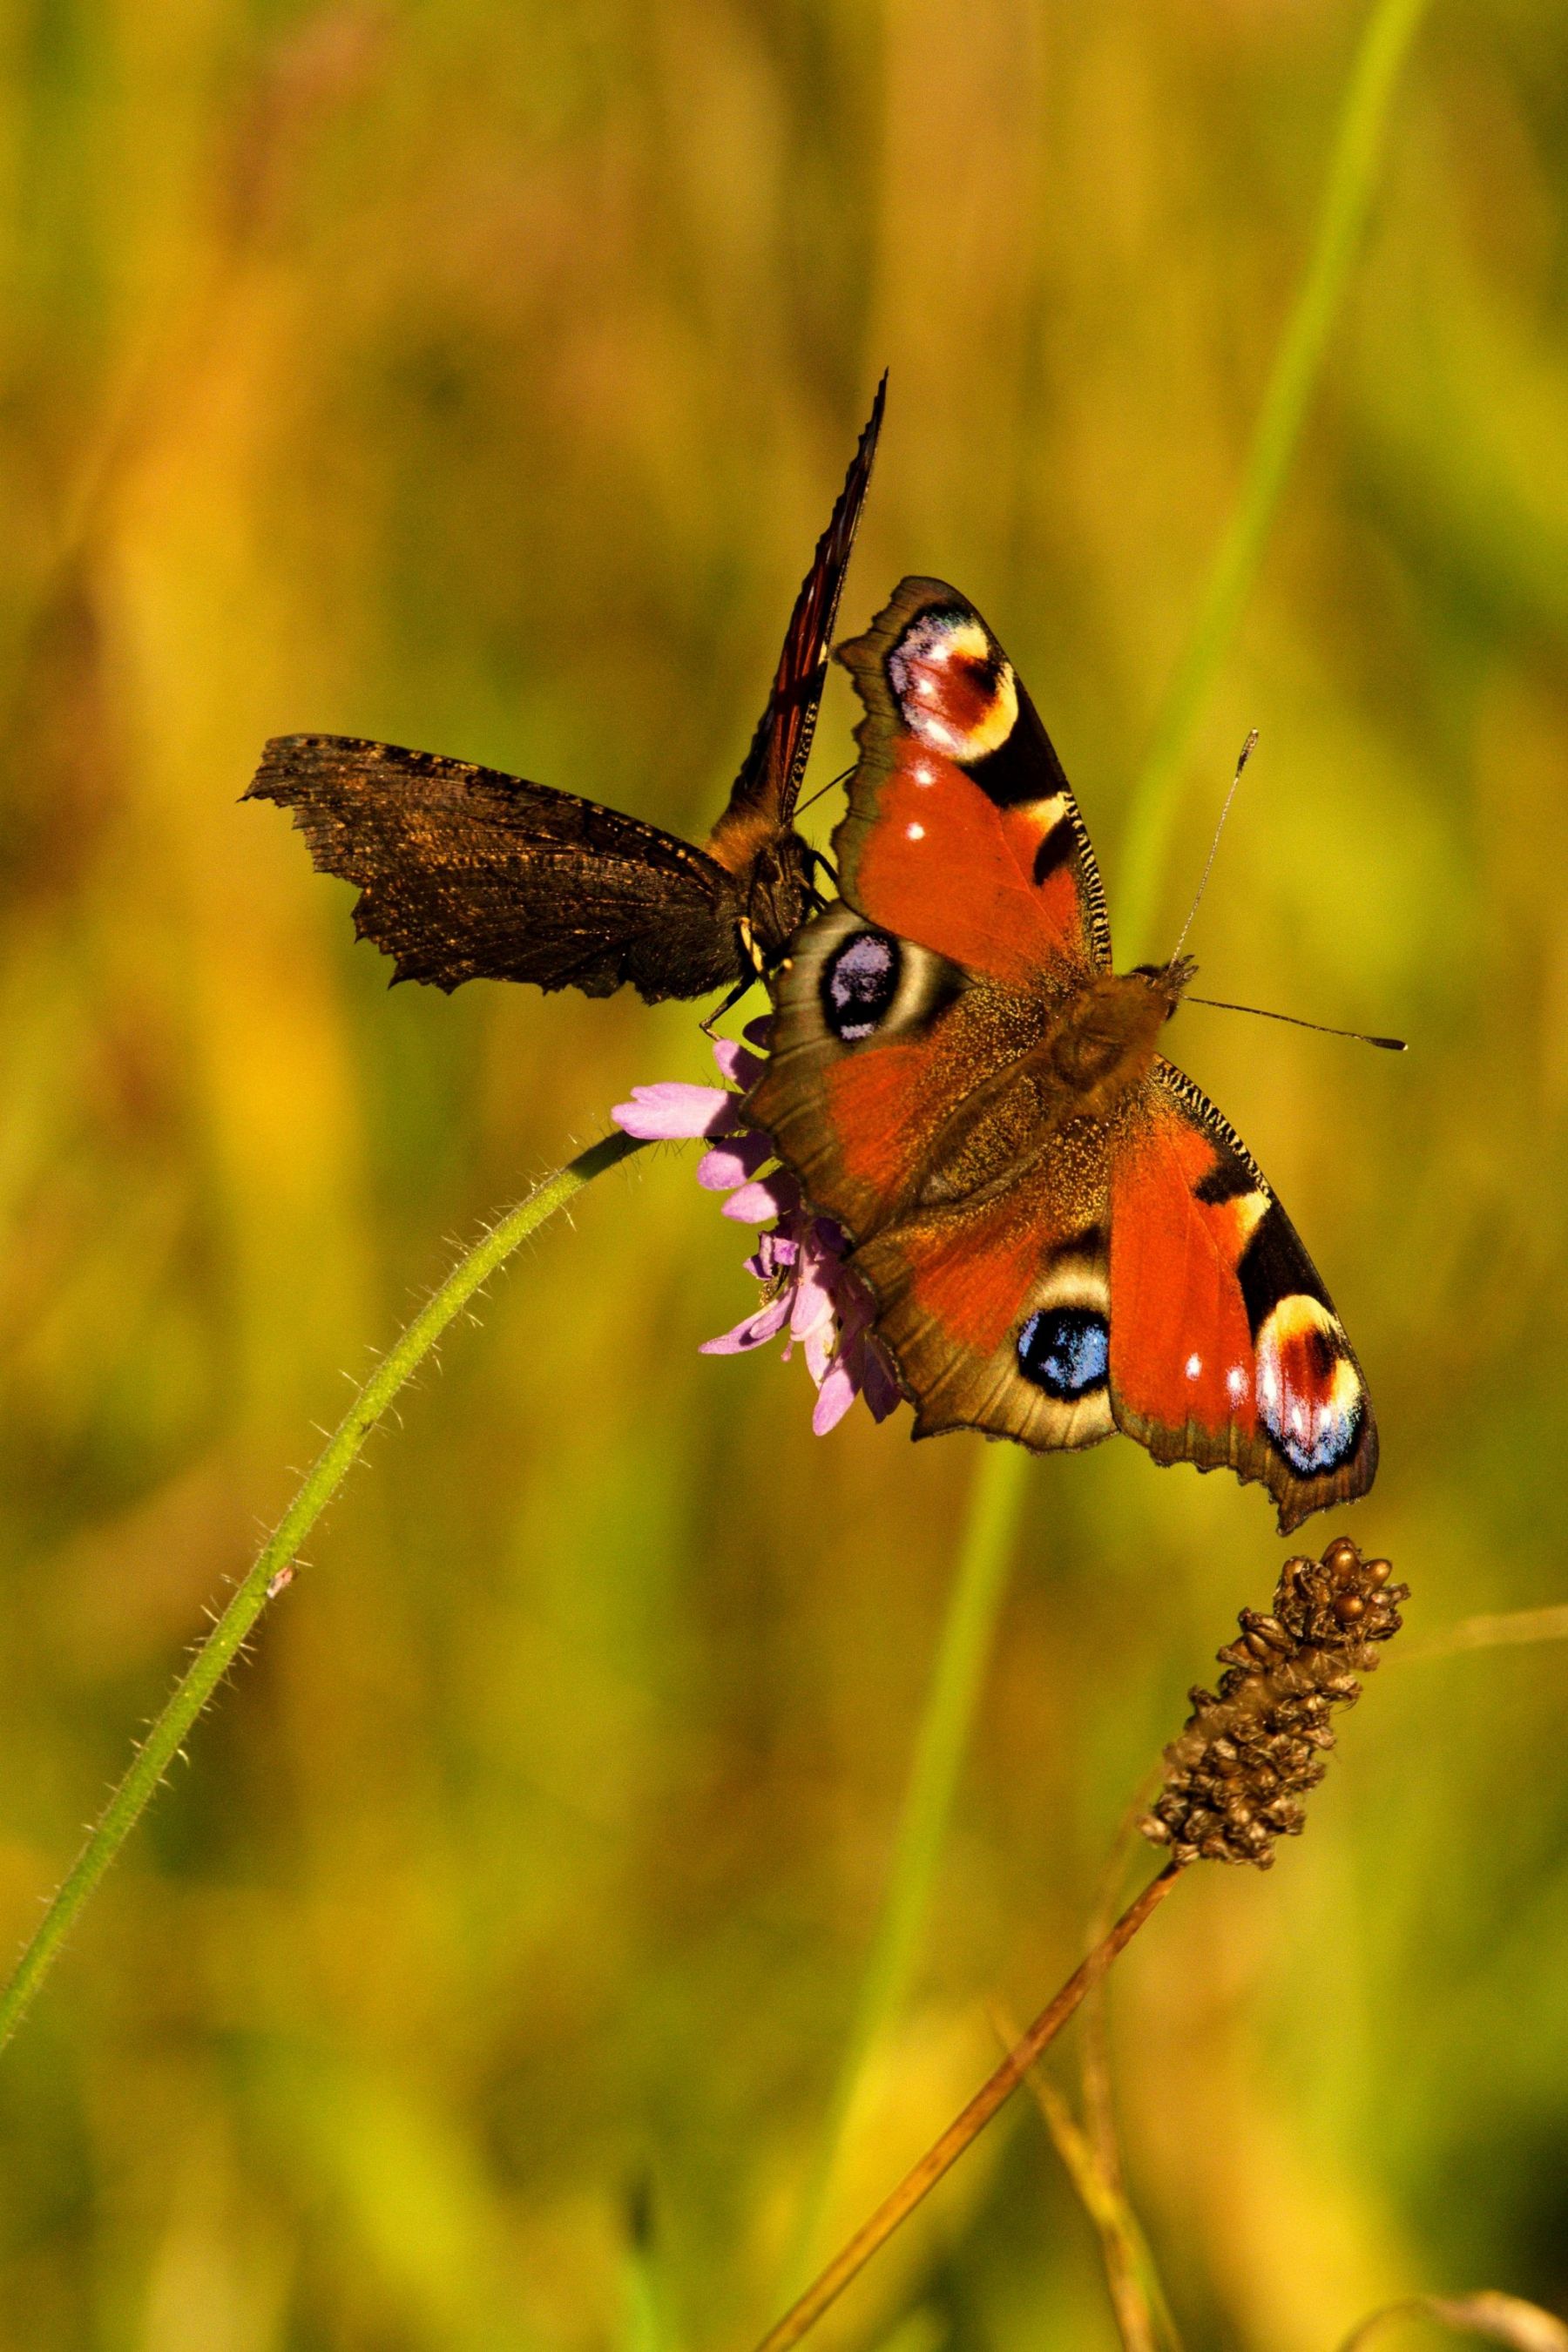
887, 613, 1021, 761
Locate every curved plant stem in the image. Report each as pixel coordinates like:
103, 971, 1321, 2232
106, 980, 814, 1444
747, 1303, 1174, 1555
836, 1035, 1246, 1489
1114, 0, 1434, 957
753, 1864, 1185, 2352
0, 1129, 645, 2057
776, 1444, 1030, 2298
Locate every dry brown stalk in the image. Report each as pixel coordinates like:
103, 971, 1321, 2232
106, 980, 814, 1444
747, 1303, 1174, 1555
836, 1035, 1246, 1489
1011, 2051, 1178, 2352
750, 1863, 1183, 2352
750, 1536, 1403, 2352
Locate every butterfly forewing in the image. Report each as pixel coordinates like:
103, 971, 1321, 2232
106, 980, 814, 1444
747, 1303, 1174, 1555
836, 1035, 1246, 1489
830, 578, 1110, 986
1106, 1063, 1377, 1533
752, 574, 1380, 1533
247, 382, 886, 1004
708, 374, 886, 862
247, 737, 742, 1001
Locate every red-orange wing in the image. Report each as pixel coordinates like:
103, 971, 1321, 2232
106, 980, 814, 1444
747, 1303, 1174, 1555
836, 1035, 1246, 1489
749, 902, 1118, 1452
1107, 1061, 1377, 1533
751, 576, 1119, 1444
707, 376, 886, 856
831, 578, 1111, 989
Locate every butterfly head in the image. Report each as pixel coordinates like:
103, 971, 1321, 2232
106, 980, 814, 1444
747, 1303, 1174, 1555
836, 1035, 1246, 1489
1129, 953, 1199, 1022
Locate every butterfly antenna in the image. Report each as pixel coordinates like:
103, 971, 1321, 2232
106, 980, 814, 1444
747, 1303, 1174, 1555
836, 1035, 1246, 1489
1168, 728, 1259, 967
1185, 994, 1407, 1052
794, 762, 855, 821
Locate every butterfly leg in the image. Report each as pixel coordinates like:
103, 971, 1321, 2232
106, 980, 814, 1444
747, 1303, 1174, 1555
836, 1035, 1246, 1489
804, 845, 839, 910
700, 969, 761, 1036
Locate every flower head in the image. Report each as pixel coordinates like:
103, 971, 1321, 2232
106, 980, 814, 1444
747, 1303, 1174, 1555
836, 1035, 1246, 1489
612, 1021, 900, 1434
1141, 1534, 1407, 1869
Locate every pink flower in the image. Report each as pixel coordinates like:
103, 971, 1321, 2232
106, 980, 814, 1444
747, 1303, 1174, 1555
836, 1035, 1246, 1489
612, 1022, 901, 1435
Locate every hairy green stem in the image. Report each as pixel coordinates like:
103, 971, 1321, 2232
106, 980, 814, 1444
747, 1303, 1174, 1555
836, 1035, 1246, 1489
777, 1446, 1029, 2296
0, 1129, 645, 2056
1114, 0, 1434, 956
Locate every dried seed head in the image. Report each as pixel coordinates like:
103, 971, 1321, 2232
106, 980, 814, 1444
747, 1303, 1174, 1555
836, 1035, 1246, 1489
1141, 1535, 1407, 1870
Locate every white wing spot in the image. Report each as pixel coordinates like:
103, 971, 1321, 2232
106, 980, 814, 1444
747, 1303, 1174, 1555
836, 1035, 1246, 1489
905, 821, 926, 842
1185, 1353, 1202, 1382
1226, 1364, 1247, 1403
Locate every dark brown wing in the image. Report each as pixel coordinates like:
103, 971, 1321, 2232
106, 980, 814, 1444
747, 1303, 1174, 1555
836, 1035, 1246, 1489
706, 374, 887, 876
247, 382, 885, 1004
246, 735, 744, 1001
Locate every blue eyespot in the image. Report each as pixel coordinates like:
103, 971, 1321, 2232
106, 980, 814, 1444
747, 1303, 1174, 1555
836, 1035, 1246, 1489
821, 929, 901, 1043
1017, 1308, 1110, 1399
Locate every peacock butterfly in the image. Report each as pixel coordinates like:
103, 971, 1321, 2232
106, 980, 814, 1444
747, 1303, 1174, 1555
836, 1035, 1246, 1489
747, 576, 1379, 1533
244, 380, 884, 1006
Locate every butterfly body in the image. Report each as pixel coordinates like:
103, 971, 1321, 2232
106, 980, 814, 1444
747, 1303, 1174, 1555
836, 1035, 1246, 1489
247, 381, 884, 1006
749, 578, 1377, 1532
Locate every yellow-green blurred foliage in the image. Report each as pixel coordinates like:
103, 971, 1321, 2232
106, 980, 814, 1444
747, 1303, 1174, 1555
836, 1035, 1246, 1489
1, 3, 1565, 2347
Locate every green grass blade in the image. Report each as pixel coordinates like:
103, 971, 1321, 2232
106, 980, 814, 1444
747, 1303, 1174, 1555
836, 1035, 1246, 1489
776, 1444, 1029, 2297
1114, 0, 1434, 957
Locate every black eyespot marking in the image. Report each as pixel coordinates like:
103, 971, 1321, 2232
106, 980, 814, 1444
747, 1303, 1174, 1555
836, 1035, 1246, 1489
1237, 1200, 1332, 1339
821, 928, 901, 1043
1017, 1307, 1110, 1399
1031, 816, 1078, 887
965, 693, 1072, 807
1193, 1152, 1256, 1208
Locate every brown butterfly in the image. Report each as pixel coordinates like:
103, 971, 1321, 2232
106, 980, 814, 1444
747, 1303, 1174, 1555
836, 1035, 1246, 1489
245, 380, 885, 1005
749, 577, 1379, 1533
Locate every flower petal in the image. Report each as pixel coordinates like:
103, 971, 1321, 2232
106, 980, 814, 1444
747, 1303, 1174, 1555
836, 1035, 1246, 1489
789, 1250, 839, 1334
792, 1287, 840, 1381
753, 1229, 799, 1278
700, 1290, 795, 1354
859, 1342, 903, 1423
612, 1083, 740, 1141
696, 1131, 772, 1190
722, 1172, 801, 1223
811, 1360, 861, 1434
711, 1043, 767, 1094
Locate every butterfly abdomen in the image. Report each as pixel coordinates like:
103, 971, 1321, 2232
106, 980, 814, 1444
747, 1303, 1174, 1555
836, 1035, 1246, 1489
859, 970, 1171, 1236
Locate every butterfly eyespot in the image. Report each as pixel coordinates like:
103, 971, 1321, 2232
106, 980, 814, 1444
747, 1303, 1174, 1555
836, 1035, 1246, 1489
887, 612, 1019, 763
821, 928, 902, 1043
1254, 1295, 1364, 1474
1016, 1307, 1110, 1400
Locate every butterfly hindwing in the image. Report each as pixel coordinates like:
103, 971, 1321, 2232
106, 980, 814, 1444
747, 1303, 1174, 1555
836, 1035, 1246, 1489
851, 1177, 1114, 1455
750, 898, 1119, 1450
831, 578, 1111, 988
1106, 1061, 1377, 1533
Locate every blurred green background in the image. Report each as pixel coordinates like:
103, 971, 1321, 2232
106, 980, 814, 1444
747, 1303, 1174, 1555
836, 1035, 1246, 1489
2, 3, 1566, 2346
